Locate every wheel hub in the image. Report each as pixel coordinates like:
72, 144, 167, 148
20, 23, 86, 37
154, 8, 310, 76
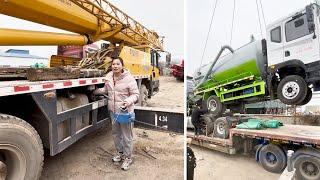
266, 152, 277, 165
307, 164, 315, 172
208, 100, 217, 111
282, 81, 300, 99
302, 161, 319, 177
217, 123, 224, 134
0, 144, 26, 180
0, 159, 6, 180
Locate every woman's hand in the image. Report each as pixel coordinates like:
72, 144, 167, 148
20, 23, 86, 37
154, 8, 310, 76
123, 102, 129, 108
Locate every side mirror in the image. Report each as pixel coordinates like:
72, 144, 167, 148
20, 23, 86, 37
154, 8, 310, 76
306, 5, 314, 23
306, 5, 316, 38
309, 22, 315, 32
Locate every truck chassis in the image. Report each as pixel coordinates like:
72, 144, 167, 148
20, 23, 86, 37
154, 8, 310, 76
187, 123, 320, 180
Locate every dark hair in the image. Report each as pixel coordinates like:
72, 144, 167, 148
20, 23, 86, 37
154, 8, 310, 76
195, 99, 203, 107
112, 57, 124, 67
111, 57, 125, 73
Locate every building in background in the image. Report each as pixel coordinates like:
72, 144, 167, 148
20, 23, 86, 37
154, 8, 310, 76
302, 92, 320, 115
245, 92, 320, 115
0, 49, 48, 68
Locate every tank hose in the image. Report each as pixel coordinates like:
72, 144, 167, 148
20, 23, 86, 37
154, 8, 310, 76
196, 45, 234, 89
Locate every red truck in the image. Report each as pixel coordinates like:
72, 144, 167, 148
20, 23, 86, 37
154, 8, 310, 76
171, 59, 184, 81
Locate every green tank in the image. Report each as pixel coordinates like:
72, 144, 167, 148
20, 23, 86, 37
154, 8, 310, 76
195, 40, 266, 88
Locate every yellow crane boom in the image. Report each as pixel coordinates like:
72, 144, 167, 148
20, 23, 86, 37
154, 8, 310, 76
0, 0, 163, 50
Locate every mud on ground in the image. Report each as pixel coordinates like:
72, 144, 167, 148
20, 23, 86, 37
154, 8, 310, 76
190, 144, 281, 180
147, 76, 184, 111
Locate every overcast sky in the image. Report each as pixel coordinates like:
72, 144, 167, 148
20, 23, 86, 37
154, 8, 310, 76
0, 0, 183, 60
186, 0, 313, 76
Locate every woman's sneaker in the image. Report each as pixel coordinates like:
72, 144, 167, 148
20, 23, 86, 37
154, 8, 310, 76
112, 152, 124, 162
121, 158, 133, 171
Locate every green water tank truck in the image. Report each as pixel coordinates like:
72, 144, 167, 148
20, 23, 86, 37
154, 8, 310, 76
194, 3, 320, 115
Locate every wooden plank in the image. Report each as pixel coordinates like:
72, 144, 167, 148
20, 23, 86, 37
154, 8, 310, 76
0, 67, 27, 79
26, 67, 80, 81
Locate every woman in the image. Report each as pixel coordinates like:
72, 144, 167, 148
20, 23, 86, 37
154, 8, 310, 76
94, 57, 139, 171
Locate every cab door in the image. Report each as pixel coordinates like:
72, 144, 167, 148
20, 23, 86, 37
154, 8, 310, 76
267, 23, 284, 66
150, 50, 160, 94
150, 50, 160, 79
283, 13, 320, 64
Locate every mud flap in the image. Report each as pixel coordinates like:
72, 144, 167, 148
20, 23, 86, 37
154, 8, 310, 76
255, 144, 264, 162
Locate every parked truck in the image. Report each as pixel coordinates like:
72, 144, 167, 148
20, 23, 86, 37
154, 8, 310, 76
187, 115, 320, 180
0, 0, 167, 179
171, 59, 184, 81
194, 3, 320, 115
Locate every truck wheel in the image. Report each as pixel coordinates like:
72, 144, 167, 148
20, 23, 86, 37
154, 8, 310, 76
139, 84, 148, 106
294, 155, 320, 180
0, 114, 44, 180
298, 88, 312, 106
258, 144, 286, 173
205, 95, 224, 116
277, 75, 307, 105
293, 149, 320, 180
201, 115, 214, 135
213, 117, 229, 139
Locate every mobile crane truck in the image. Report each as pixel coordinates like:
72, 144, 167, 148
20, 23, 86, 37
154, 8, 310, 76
194, 3, 320, 116
188, 3, 320, 180
0, 0, 176, 179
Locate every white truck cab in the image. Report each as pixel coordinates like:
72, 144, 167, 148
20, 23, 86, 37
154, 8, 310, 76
265, 3, 320, 105
267, 4, 320, 66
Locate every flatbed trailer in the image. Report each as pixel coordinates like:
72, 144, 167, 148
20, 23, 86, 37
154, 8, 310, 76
187, 124, 320, 180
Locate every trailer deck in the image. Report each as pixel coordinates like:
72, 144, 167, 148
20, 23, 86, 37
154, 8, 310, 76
230, 124, 320, 146
187, 124, 320, 154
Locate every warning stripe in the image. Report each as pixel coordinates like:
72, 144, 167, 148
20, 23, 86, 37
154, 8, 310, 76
1, 75, 151, 97
79, 80, 86, 84
92, 79, 98, 83
63, 81, 72, 86
43, 84, 54, 89
0, 77, 106, 97
14, 86, 30, 92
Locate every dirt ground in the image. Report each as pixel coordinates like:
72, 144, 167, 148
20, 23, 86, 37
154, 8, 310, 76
41, 127, 184, 180
147, 76, 184, 111
41, 75, 184, 180
190, 145, 281, 180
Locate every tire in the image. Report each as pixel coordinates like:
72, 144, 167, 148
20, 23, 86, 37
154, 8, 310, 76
213, 117, 230, 139
258, 144, 286, 173
205, 95, 224, 116
201, 115, 214, 135
298, 87, 312, 106
0, 114, 44, 180
293, 149, 320, 180
277, 75, 308, 105
139, 84, 148, 106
